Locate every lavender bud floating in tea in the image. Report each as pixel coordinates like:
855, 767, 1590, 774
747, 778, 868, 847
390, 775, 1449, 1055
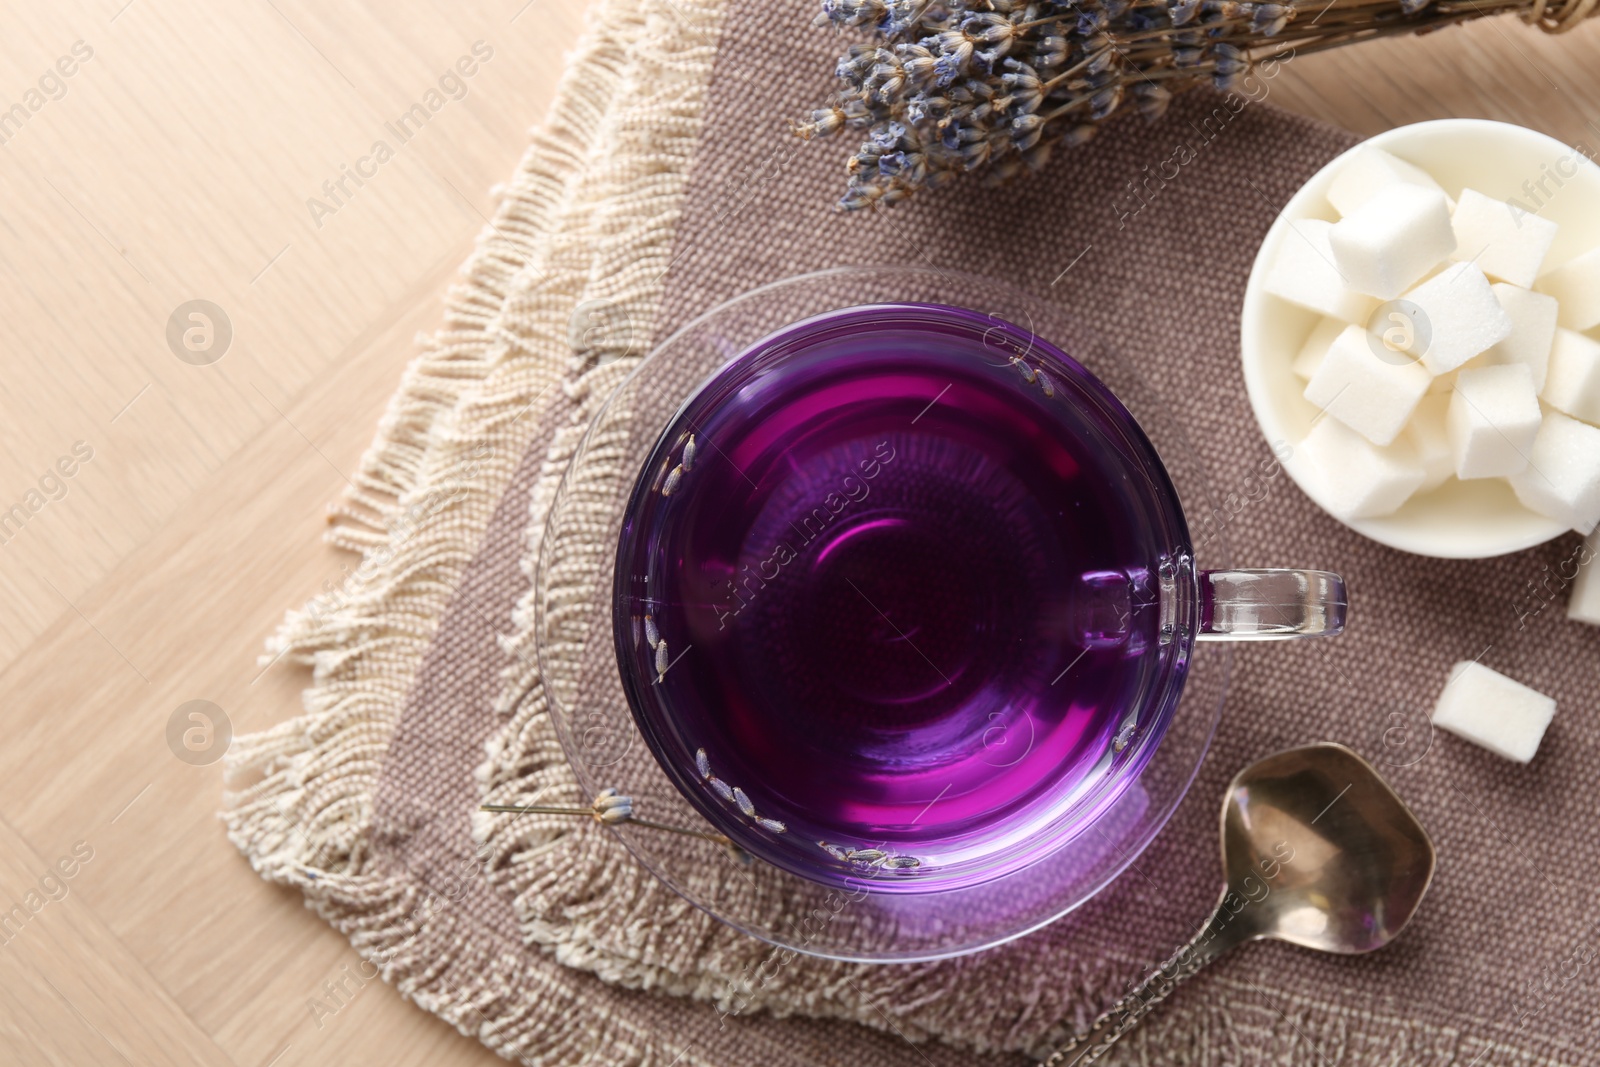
794, 0, 1599, 209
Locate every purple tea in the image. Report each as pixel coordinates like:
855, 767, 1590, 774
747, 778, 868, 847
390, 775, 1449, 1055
614, 304, 1192, 891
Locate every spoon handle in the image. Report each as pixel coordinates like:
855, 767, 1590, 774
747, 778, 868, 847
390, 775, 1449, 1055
1040, 898, 1243, 1066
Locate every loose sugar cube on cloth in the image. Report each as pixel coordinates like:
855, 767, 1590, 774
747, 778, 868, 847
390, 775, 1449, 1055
1509, 411, 1600, 533
1401, 263, 1515, 374
1405, 392, 1454, 492
1299, 416, 1425, 519
1327, 146, 1445, 217
1569, 530, 1600, 626
1292, 318, 1343, 380
1304, 323, 1430, 445
1542, 328, 1600, 425
1432, 661, 1556, 764
1539, 246, 1600, 331
1448, 363, 1542, 479
1450, 189, 1558, 288
1266, 219, 1376, 322
1482, 284, 1558, 390
1329, 183, 1455, 299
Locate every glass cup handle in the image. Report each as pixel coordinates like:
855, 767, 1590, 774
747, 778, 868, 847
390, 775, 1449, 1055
1197, 569, 1347, 641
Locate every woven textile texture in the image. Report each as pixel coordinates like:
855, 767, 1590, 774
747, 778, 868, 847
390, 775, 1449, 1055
227, 2, 1600, 1064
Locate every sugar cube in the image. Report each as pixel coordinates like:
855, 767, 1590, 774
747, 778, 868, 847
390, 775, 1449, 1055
1329, 184, 1456, 300
1449, 188, 1559, 288
1541, 328, 1600, 425
1568, 529, 1600, 626
1303, 324, 1431, 445
1266, 219, 1377, 322
1327, 146, 1445, 217
1405, 392, 1454, 492
1431, 660, 1555, 764
1509, 411, 1600, 533
1292, 318, 1344, 380
1298, 416, 1426, 520
1399, 263, 1515, 375
1448, 364, 1542, 479
1482, 284, 1558, 391
1538, 246, 1600, 331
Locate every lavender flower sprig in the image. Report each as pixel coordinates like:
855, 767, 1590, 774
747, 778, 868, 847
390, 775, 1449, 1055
480, 789, 752, 862
795, 0, 1583, 209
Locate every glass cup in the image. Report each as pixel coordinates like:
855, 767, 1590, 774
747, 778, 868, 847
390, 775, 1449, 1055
539, 267, 1346, 962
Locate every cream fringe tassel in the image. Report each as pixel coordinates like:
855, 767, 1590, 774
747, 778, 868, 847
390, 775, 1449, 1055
221, 0, 728, 1062
464, 0, 839, 1038
475, 0, 727, 856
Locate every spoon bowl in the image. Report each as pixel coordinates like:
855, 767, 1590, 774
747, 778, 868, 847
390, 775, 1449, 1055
1221, 742, 1436, 954
1044, 742, 1436, 1065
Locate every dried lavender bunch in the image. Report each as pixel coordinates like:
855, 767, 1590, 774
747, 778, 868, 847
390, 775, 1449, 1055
795, 0, 1587, 209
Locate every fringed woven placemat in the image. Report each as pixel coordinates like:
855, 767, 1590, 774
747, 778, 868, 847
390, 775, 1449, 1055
225, 1, 1600, 1064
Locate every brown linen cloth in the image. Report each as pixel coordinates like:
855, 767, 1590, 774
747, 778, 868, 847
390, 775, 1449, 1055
476, 8, 1600, 1065
229, 0, 1600, 1063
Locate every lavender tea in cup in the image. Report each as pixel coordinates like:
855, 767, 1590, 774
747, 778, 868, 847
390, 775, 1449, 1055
614, 303, 1341, 892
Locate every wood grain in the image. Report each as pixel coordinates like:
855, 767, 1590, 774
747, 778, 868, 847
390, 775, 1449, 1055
0, 3, 1593, 1064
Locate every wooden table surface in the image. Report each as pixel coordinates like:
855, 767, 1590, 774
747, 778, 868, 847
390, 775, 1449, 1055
0, 4, 1594, 1065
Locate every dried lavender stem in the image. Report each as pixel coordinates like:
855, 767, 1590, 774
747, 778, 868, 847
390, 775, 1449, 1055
478, 802, 734, 846
1101, 6, 1525, 80
479, 803, 594, 816
1040, 47, 1117, 91
1040, 92, 1097, 122
1241, 9, 1510, 51
627, 817, 737, 845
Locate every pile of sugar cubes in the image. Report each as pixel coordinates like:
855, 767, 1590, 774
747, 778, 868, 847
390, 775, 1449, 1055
1267, 146, 1600, 533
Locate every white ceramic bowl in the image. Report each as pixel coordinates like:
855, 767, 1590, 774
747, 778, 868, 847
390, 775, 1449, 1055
1240, 118, 1600, 558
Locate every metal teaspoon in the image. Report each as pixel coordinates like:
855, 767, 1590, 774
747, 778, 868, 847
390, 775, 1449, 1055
1043, 742, 1436, 1065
